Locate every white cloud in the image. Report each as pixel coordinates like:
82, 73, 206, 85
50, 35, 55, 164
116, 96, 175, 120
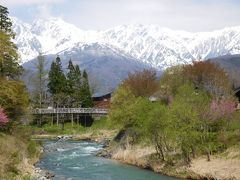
58, 0, 240, 31
35, 4, 53, 19
3, 0, 240, 32
1, 0, 65, 6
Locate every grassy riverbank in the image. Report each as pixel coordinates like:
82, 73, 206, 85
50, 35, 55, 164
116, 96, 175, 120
98, 139, 240, 179
0, 127, 42, 180
3, 117, 234, 180
27, 115, 240, 180
29, 119, 240, 180
30, 117, 118, 141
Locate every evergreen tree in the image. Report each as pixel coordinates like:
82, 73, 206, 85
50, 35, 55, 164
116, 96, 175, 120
65, 61, 83, 107
80, 70, 93, 107
48, 56, 67, 106
66, 59, 76, 95
0, 5, 22, 79
0, 5, 12, 34
71, 64, 82, 107
75, 65, 81, 86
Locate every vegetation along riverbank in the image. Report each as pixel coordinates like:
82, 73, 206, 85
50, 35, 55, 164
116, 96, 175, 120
1, 3, 240, 180
96, 65, 240, 180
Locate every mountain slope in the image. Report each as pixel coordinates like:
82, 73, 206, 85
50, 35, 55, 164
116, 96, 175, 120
22, 43, 149, 94
208, 54, 240, 88
12, 17, 240, 70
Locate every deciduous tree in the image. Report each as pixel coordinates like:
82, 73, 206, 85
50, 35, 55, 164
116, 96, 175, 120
123, 69, 158, 97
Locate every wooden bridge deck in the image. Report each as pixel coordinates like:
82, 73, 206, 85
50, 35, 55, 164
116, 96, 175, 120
31, 108, 108, 115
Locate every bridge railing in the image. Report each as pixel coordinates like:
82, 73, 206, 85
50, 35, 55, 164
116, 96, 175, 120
31, 108, 108, 115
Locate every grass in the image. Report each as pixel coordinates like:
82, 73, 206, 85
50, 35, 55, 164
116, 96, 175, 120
30, 116, 114, 135
0, 126, 42, 179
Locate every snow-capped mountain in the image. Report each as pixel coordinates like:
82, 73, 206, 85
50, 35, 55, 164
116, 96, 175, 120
12, 17, 240, 70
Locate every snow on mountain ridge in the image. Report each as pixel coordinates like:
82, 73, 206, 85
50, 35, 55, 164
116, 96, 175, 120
12, 17, 240, 70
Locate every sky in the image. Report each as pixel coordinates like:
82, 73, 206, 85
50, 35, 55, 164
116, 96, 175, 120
1, 0, 240, 32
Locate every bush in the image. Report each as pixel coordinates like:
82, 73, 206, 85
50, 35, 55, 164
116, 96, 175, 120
0, 78, 29, 121
27, 140, 38, 158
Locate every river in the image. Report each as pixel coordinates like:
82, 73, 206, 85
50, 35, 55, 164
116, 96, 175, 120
36, 140, 178, 180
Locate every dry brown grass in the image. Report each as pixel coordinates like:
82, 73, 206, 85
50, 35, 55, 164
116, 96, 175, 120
111, 145, 155, 168
108, 144, 240, 180
190, 148, 240, 180
0, 131, 41, 179
190, 157, 240, 180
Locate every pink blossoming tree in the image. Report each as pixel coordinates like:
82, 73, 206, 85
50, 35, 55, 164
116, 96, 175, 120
210, 99, 236, 120
0, 108, 9, 126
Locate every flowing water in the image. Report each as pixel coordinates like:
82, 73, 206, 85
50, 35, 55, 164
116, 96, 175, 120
37, 140, 178, 180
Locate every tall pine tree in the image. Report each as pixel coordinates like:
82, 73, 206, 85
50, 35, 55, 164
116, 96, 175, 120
48, 56, 67, 107
66, 60, 82, 107
0, 5, 12, 34
72, 64, 82, 107
80, 70, 93, 107
66, 59, 76, 95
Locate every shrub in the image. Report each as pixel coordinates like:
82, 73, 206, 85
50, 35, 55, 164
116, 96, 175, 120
27, 140, 37, 158
0, 78, 29, 121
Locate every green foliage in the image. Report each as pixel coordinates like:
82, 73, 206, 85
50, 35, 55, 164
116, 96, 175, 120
0, 29, 22, 79
169, 84, 210, 163
80, 70, 93, 107
48, 57, 69, 109
159, 65, 185, 96
0, 5, 22, 79
66, 59, 79, 95
0, 78, 29, 121
48, 56, 67, 96
27, 140, 38, 158
0, 5, 12, 33
47, 58, 93, 108
110, 69, 240, 165
90, 117, 112, 130
146, 103, 172, 161
109, 85, 137, 128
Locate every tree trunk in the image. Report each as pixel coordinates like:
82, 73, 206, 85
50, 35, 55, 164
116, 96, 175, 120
206, 150, 211, 161
154, 135, 165, 161
191, 146, 196, 158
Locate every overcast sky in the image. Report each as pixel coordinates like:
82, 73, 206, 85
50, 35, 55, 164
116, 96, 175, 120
1, 0, 240, 32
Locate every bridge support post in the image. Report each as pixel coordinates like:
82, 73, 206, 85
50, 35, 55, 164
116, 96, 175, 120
57, 113, 59, 126
71, 113, 73, 126
77, 115, 79, 125
51, 114, 54, 126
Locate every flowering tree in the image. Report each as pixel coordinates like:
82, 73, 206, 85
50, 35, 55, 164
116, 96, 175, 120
210, 99, 236, 120
0, 107, 9, 126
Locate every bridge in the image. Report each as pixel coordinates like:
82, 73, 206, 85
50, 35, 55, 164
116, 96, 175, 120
31, 108, 108, 127
31, 108, 108, 115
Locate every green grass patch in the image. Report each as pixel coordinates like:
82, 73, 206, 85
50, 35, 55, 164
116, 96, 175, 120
29, 116, 114, 135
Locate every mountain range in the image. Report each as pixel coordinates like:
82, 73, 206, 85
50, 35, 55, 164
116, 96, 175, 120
12, 17, 240, 70
12, 17, 240, 93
